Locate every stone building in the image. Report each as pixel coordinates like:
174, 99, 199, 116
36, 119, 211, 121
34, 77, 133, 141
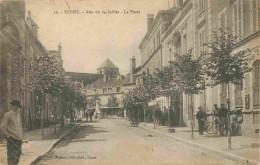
194, 0, 260, 137
138, 0, 260, 136
0, 1, 65, 129
0, 1, 26, 124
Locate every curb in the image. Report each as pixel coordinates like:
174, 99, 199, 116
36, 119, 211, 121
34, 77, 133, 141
138, 124, 259, 165
30, 122, 82, 165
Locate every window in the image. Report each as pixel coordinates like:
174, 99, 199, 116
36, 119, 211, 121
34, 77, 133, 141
251, 0, 260, 32
153, 38, 155, 51
7, 54, 11, 81
199, 30, 206, 54
169, 48, 172, 62
103, 88, 107, 94
183, 34, 187, 54
108, 87, 112, 93
233, 0, 242, 40
199, 0, 204, 12
234, 81, 243, 106
253, 60, 260, 108
116, 86, 120, 92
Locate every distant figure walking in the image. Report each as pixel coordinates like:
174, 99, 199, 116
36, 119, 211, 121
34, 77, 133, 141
0, 100, 23, 165
89, 109, 93, 122
196, 107, 207, 135
85, 110, 89, 122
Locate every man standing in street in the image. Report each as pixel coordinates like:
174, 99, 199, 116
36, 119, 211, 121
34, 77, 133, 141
219, 104, 228, 136
196, 107, 207, 135
213, 104, 220, 134
0, 100, 23, 165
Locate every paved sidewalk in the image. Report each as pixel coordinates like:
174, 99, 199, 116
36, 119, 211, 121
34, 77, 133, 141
137, 122, 259, 165
0, 119, 82, 165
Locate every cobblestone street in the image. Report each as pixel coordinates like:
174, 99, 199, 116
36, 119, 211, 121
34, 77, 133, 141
38, 118, 245, 165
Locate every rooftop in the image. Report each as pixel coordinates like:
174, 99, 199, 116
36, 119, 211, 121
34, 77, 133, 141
98, 58, 118, 69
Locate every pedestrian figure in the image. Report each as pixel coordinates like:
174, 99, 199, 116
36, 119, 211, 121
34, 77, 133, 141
219, 104, 228, 136
0, 100, 23, 165
155, 108, 160, 125
196, 107, 207, 135
88, 109, 93, 122
213, 104, 220, 134
85, 110, 89, 122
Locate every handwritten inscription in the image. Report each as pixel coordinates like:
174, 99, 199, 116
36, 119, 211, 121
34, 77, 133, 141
53, 10, 140, 15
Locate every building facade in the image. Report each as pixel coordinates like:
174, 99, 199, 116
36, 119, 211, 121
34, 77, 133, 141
0, 1, 65, 129
138, 0, 260, 136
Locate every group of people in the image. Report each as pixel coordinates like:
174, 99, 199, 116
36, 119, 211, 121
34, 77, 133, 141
85, 109, 95, 122
196, 104, 228, 136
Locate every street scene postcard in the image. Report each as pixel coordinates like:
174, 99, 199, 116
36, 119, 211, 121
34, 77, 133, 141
0, 0, 260, 164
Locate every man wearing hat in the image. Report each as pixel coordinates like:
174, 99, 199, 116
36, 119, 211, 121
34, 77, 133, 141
0, 100, 23, 165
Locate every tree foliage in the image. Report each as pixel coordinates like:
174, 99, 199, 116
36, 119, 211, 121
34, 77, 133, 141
202, 28, 251, 86
27, 53, 63, 96
170, 49, 205, 95
108, 95, 119, 108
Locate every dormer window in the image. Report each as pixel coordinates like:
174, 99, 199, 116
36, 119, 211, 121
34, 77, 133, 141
103, 88, 107, 94
116, 86, 120, 92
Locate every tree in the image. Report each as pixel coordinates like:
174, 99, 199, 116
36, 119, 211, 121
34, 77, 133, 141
88, 93, 100, 109
202, 28, 250, 149
123, 85, 150, 125
142, 73, 160, 128
26, 52, 63, 138
153, 66, 178, 129
108, 95, 119, 114
171, 49, 205, 139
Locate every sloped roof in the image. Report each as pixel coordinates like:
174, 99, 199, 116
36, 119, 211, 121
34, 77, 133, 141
65, 72, 102, 86
98, 58, 118, 69
86, 78, 122, 90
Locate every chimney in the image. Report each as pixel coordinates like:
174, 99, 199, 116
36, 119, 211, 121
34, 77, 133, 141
58, 42, 62, 56
130, 56, 136, 83
147, 14, 154, 32
28, 11, 31, 18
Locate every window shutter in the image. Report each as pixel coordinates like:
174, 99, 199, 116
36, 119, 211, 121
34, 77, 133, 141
233, 3, 238, 37
221, 13, 226, 29
238, 0, 242, 40
252, 0, 257, 32
242, 0, 250, 38
258, 0, 260, 30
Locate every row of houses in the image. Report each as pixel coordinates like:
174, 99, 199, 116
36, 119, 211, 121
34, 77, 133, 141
0, 1, 64, 129
134, 0, 260, 137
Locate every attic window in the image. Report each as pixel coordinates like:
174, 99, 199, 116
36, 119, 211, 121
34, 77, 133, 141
116, 86, 120, 92
108, 87, 112, 93
103, 88, 107, 93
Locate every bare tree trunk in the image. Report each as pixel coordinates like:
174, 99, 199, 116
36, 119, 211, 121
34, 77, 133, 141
41, 94, 44, 140
191, 94, 194, 139
168, 96, 171, 131
153, 100, 155, 129
227, 83, 231, 149
144, 103, 146, 127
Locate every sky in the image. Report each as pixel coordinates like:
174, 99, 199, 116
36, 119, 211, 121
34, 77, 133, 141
23, 0, 174, 75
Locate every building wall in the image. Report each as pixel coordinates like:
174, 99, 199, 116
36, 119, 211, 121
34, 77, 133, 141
0, 1, 64, 129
